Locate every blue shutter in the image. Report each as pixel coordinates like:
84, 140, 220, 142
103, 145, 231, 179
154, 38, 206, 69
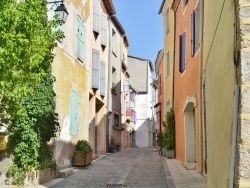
191, 11, 195, 56
70, 91, 78, 135
101, 13, 107, 46
93, 0, 100, 33
92, 49, 100, 89
179, 33, 186, 73
77, 16, 84, 61
100, 61, 105, 96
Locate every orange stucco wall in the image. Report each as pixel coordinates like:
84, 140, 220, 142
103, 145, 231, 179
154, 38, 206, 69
174, 0, 202, 172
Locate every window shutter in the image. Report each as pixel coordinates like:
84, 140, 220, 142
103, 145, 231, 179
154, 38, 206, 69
179, 33, 186, 73
93, 0, 100, 33
101, 13, 107, 46
70, 91, 78, 135
100, 61, 105, 96
92, 49, 100, 89
77, 17, 84, 61
167, 51, 170, 77
191, 11, 195, 56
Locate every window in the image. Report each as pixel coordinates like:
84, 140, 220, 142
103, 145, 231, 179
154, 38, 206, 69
112, 67, 116, 88
77, 16, 84, 61
100, 61, 105, 96
166, 50, 170, 78
191, 0, 202, 56
70, 91, 78, 135
114, 114, 120, 127
101, 13, 107, 46
93, 0, 100, 33
179, 33, 186, 73
166, 8, 170, 34
112, 29, 117, 55
92, 49, 100, 89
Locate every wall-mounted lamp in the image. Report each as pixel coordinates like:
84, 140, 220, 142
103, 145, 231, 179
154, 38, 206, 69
47, 1, 68, 24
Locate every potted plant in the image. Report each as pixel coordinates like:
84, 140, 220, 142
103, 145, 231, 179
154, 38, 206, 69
163, 108, 175, 158
108, 136, 116, 153
72, 140, 93, 167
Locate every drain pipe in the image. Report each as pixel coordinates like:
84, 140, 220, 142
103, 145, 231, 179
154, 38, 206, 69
229, 85, 239, 188
106, 13, 115, 148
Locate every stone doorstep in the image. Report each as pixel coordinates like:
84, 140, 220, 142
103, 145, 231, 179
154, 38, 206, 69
58, 167, 75, 178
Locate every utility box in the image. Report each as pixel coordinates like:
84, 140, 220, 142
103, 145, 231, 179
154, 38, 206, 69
0, 135, 7, 151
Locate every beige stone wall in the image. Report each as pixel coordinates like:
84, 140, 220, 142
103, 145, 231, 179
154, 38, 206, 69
237, 0, 250, 186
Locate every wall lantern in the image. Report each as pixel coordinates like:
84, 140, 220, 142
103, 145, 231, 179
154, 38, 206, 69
47, 1, 68, 24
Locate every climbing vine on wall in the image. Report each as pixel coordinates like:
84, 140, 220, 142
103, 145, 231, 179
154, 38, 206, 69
0, 0, 62, 185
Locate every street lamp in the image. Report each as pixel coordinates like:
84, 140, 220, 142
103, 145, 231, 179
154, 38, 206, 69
47, 1, 68, 24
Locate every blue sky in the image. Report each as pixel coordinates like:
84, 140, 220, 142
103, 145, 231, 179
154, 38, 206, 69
112, 0, 163, 71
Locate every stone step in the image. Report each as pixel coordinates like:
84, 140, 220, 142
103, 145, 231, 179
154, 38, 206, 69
58, 167, 75, 178
58, 164, 71, 170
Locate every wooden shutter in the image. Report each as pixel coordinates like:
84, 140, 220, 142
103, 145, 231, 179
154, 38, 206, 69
101, 13, 107, 46
100, 61, 105, 96
70, 91, 78, 135
179, 33, 186, 73
191, 11, 195, 56
92, 49, 100, 89
167, 51, 170, 77
93, 0, 100, 33
77, 16, 84, 60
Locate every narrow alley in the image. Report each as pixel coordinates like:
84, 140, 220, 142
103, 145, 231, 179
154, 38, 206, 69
41, 148, 205, 188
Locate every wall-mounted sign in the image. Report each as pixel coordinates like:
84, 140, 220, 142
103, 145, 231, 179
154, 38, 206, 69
126, 109, 134, 116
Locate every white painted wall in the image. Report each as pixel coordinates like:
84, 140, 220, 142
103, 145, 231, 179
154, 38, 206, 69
134, 63, 154, 147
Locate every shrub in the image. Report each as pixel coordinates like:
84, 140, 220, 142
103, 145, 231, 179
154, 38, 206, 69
75, 140, 92, 153
163, 108, 175, 150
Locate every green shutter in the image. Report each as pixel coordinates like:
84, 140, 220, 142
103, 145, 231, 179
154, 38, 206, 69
70, 91, 78, 135
77, 16, 84, 61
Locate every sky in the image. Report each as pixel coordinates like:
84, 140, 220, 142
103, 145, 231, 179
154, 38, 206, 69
112, 0, 163, 72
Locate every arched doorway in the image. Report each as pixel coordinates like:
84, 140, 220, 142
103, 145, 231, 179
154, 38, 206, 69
183, 95, 196, 164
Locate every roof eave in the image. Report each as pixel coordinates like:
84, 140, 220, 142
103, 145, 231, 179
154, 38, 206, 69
158, 0, 166, 14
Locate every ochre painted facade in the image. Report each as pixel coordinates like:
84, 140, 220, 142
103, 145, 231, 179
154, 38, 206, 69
172, 0, 203, 173
203, 0, 236, 187
52, 0, 91, 166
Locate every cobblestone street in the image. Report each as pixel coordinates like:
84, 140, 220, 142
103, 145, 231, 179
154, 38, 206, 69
51, 148, 168, 188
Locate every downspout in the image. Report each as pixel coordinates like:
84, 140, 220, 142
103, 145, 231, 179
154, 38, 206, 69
198, 0, 204, 174
107, 13, 115, 146
229, 85, 239, 188
230, 1, 240, 186
172, 8, 176, 111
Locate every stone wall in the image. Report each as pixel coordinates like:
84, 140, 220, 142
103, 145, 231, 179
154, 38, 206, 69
238, 0, 250, 187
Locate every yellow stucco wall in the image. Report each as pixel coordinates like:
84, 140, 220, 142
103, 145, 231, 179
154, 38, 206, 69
203, 0, 236, 187
52, 1, 91, 165
162, 0, 175, 113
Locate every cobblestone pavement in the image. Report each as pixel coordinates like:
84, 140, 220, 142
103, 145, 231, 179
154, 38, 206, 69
51, 148, 168, 188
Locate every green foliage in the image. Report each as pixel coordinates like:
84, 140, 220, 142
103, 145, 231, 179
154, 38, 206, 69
7, 163, 26, 186
0, 0, 62, 185
75, 140, 92, 153
110, 136, 117, 147
157, 132, 164, 149
163, 109, 175, 150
